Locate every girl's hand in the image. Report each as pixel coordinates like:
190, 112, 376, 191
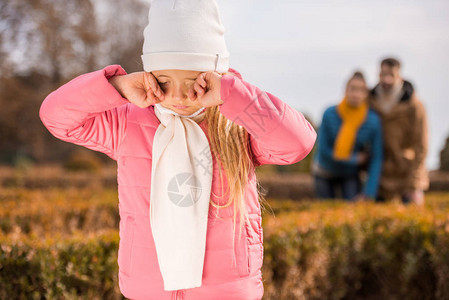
108, 72, 165, 108
187, 71, 224, 107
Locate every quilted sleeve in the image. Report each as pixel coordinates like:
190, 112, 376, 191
39, 65, 130, 161
218, 69, 317, 166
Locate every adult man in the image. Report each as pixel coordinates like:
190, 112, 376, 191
369, 57, 429, 205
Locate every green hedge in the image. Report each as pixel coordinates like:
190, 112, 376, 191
260, 194, 449, 299
0, 187, 119, 236
0, 230, 123, 300
1, 188, 449, 299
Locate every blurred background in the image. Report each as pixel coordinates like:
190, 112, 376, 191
0, 0, 448, 169
1, 1, 449, 299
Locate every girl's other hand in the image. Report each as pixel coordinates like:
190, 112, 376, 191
187, 71, 224, 107
108, 72, 165, 108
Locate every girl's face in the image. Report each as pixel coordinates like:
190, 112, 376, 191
151, 69, 205, 116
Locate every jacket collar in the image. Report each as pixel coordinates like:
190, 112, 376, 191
370, 79, 414, 102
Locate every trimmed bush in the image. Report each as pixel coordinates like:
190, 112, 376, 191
0, 187, 118, 236
261, 194, 449, 299
0, 230, 122, 300
1, 188, 449, 299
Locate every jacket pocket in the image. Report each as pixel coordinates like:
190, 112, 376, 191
234, 221, 251, 278
118, 214, 136, 277
246, 216, 263, 275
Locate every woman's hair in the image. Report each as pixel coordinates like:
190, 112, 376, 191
203, 71, 269, 245
346, 70, 366, 88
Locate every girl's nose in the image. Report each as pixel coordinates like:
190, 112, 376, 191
169, 85, 188, 102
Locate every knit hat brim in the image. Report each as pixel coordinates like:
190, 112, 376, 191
142, 52, 229, 73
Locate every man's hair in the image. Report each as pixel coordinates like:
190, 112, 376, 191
381, 57, 401, 69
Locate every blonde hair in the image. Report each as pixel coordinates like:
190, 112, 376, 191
203, 71, 268, 249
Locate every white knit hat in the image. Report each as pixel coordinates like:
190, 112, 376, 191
141, 0, 230, 73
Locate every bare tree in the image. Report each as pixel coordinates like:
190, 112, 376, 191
95, 0, 149, 72
0, 0, 150, 164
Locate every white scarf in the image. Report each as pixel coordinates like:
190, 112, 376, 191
150, 103, 213, 291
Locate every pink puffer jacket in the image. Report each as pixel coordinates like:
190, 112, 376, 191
39, 65, 317, 300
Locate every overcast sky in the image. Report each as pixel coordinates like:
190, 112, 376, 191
146, 0, 449, 169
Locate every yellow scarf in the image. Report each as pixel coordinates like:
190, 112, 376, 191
333, 97, 369, 160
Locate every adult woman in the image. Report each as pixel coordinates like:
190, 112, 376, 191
312, 71, 383, 201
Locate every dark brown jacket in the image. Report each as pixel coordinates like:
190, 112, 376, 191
368, 80, 429, 198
